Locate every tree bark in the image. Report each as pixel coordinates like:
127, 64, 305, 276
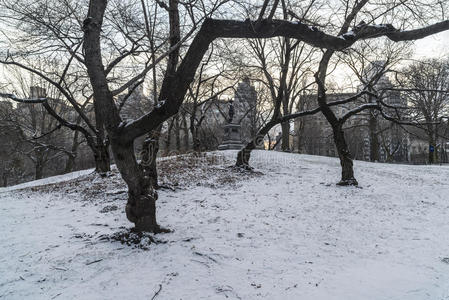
165, 119, 175, 152
182, 113, 189, 150
64, 155, 76, 174
368, 111, 379, 162
110, 138, 161, 232
2, 171, 8, 187
93, 142, 111, 173
64, 129, 80, 173
236, 140, 256, 168
35, 160, 43, 180
175, 115, 181, 151
140, 128, 160, 189
236, 121, 274, 167
281, 121, 290, 151
295, 120, 305, 153
428, 139, 435, 164
332, 124, 358, 185
83, 0, 177, 232
189, 109, 202, 152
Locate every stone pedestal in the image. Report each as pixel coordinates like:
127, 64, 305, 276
218, 123, 244, 150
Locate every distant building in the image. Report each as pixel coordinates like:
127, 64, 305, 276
30, 86, 46, 99
233, 77, 258, 143
293, 66, 411, 163
118, 83, 152, 121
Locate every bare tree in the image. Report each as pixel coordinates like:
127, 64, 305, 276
0, 2, 112, 173
0, 104, 69, 180
246, 37, 316, 151
183, 48, 236, 151
1, 0, 445, 230
0, 0, 174, 173
338, 39, 411, 162
398, 58, 449, 163
81, 0, 449, 231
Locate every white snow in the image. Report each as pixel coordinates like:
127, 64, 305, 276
0, 168, 94, 193
339, 31, 355, 40
1, 150, 449, 299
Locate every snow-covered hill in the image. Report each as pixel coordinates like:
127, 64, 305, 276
1, 150, 449, 300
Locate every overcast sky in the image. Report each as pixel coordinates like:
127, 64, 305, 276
413, 30, 449, 58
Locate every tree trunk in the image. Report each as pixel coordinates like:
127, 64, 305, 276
175, 115, 181, 151
428, 141, 435, 164
110, 138, 161, 232
192, 128, 200, 151
94, 143, 111, 173
182, 113, 189, 151
281, 121, 290, 152
236, 141, 256, 167
165, 118, 175, 152
140, 129, 160, 189
190, 115, 201, 152
83, 0, 163, 233
35, 161, 43, 180
295, 120, 305, 153
236, 120, 275, 167
2, 172, 7, 187
64, 128, 80, 173
316, 47, 359, 186
332, 124, 358, 186
64, 155, 76, 174
368, 111, 379, 162
34, 149, 45, 180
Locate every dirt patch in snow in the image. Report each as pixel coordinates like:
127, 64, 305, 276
25, 152, 261, 203
97, 229, 168, 250
157, 152, 261, 189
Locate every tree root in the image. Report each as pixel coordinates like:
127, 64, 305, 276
336, 178, 359, 186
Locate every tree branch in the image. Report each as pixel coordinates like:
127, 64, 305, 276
96, 14, 449, 142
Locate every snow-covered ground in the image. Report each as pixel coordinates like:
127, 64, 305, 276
1, 150, 449, 300
0, 168, 94, 193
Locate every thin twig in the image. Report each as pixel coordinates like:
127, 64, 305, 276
85, 259, 103, 265
151, 284, 162, 300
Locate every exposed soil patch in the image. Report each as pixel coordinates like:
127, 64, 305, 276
26, 152, 262, 203
98, 229, 168, 250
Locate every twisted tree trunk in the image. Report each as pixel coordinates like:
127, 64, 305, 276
332, 123, 358, 185
83, 0, 160, 232
110, 138, 161, 232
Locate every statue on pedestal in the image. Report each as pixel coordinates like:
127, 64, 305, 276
228, 100, 234, 124
218, 100, 244, 150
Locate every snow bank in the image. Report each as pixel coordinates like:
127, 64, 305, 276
0, 168, 94, 193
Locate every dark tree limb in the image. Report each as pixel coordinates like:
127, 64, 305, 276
121, 17, 449, 142
0, 60, 97, 133
1, 93, 97, 149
